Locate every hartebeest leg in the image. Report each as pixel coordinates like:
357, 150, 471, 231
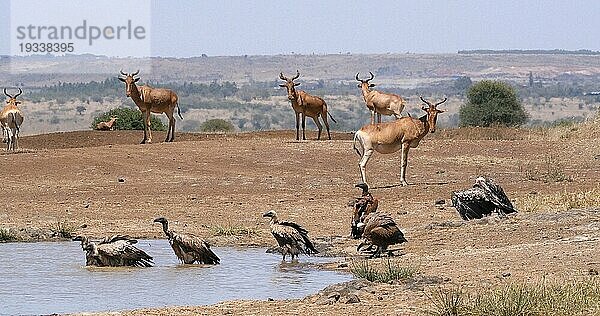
165, 111, 175, 142
370, 110, 376, 125
313, 116, 322, 140
322, 111, 332, 140
301, 112, 306, 141
358, 148, 374, 185
400, 142, 410, 186
295, 112, 300, 141
143, 110, 152, 144
377, 113, 382, 123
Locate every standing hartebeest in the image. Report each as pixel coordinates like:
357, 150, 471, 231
118, 70, 183, 144
279, 70, 336, 140
356, 72, 406, 124
353, 96, 446, 186
1, 88, 24, 151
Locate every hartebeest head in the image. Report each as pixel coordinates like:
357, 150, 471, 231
419, 96, 447, 133
118, 69, 140, 97
355, 72, 376, 89
4, 88, 23, 107
279, 70, 301, 101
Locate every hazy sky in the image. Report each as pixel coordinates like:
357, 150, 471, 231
2, 0, 600, 57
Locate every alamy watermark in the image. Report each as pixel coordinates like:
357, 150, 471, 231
8, 0, 152, 73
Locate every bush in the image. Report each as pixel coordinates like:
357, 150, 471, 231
91, 108, 166, 131
459, 80, 528, 127
199, 119, 235, 133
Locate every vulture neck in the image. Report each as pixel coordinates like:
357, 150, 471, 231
269, 215, 279, 225
160, 221, 171, 237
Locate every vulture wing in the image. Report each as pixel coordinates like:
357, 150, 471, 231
451, 188, 497, 220
363, 213, 407, 246
172, 233, 220, 264
273, 221, 319, 255
97, 240, 153, 267
475, 178, 517, 214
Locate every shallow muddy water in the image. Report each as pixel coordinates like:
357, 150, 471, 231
0, 240, 352, 315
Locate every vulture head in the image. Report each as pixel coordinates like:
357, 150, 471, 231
355, 182, 369, 196
262, 210, 277, 218
153, 217, 168, 224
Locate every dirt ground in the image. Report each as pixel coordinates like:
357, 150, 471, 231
2, 128, 600, 315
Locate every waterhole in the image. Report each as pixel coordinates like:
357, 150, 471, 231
0, 240, 352, 315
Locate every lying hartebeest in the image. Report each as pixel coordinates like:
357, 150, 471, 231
356, 72, 406, 124
118, 70, 183, 143
353, 96, 446, 186
1, 88, 24, 151
279, 70, 336, 140
95, 117, 118, 131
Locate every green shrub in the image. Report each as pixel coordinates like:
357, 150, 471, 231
459, 80, 529, 127
200, 119, 235, 133
91, 107, 166, 131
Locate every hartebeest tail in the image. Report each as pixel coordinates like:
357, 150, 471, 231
356, 72, 405, 124
1, 88, 24, 151
353, 96, 446, 186
279, 70, 335, 140
118, 70, 182, 143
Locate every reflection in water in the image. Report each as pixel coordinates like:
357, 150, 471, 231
0, 240, 351, 315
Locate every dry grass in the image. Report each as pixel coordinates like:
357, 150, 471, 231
516, 186, 600, 213
426, 279, 600, 316
520, 155, 573, 183
349, 259, 418, 283
210, 224, 259, 237
0, 227, 17, 242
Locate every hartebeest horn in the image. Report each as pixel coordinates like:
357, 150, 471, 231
292, 70, 300, 81
119, 69, 127, 76
14, 88, 22, 98
3, 88, 11, 98
355, 73, 362, 82
367, 71, 374, 82
420, 96, 432, 107
435, 98, 448, 106
279, 72, 287, 81
131, 69, 140, 77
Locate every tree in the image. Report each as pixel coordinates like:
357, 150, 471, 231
199, 119, 235, 132
91, 108, 166, 131
459, 80, 528, 127
76, 105, 86, 115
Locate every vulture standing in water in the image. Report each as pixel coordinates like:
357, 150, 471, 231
72, 235, 153, 267
451, 176, 517, 220
350, 183, 379, 239
357, 212, 407, 258
263, 210, 319, 261
153, 217, 220, 264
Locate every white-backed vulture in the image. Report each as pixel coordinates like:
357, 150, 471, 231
451, 176, 517, 220
73, 235, 153, 267
262, 210, 319, 261
357, 212, 407, 258
153, 217, 220, 264
350, 183, 379, 239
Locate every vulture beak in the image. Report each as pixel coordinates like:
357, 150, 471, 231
262, 211, 273, 217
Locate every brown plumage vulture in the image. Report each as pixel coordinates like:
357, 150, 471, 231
73, 235, 153, 267
451, 176, 517, 220
153, 217, 220, 264
263, 210, 319, 261
350, 182, 379, 239
357, 212, 407, 258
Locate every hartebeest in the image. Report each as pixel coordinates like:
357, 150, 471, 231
353, 96, 446, 186
356, 72, 406, 124
279, 70, 336, 140
1, 88, 24, 151
118, 70, 183, 144
95, 117, 118, 131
